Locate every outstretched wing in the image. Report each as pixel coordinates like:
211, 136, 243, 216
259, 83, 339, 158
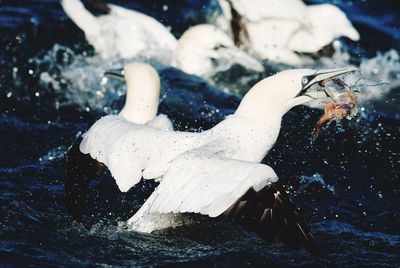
146, 149, 279, 217
79, 115, 199, 192
142, 148, 325, 257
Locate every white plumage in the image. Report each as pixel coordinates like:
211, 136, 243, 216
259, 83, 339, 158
114, 63, 172, 130
147, 149, 278, 217
61, 0, 263, 79
79, 66, 357, 232
61, 0, 178, 61
216, 0, 360, 64
172, 24, 263, 77
105, 62, 173, 130
80, 113, 278, 193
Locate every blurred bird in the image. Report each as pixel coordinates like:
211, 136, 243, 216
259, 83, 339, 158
61, 0, 264, 80
171, 24, 264, 78
61, 0, 178, 61
216, 0, 360, 65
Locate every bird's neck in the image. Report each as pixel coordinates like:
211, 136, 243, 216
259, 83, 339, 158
119, 84, 159, 124
210, 114, 282, 162
234, 80, 285, 122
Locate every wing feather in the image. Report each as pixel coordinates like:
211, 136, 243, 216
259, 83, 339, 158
79, 115, 199, 192
147, 149, 279, 217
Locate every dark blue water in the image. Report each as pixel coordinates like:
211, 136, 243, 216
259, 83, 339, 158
1, 0, 399, 267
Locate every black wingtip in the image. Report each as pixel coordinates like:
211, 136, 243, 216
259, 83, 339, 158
223, 183, 332, 261
65, 137, 104, 221
83, 0, 111, 15
226, 0, 250, 49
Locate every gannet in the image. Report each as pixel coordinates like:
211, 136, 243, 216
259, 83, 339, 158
103, 63, 173, 130
61, 0, 263, 80
65, 62, 172, 219
61, 0, 178, 61
216, 0, 360, 65
171, 24, 264, 78
65, 66, 357, 254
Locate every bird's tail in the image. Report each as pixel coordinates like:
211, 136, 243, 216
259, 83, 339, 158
61, 0, 100, 35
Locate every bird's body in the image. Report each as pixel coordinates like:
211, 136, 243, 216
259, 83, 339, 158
171, 24, 263, 78
216, 0, 360, 65
80, 112, 280, 193
65, 65, 358, 257
61, 0, 177, 61
75, 66, 357, 233
65, 62, 173, 219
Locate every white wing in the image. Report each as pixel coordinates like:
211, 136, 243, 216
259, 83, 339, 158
109, 4, 178, 51
62, 0, 177, 60
79, 115, 201, 192
61, 0, 100, 35
146, 148, 279, 218
147, 114, 174, 131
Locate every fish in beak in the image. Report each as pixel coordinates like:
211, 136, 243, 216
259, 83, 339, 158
299, 67, 359, 99
300, 67, 360, 138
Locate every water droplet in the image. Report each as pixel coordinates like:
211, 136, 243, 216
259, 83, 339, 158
101, 77, 108, 85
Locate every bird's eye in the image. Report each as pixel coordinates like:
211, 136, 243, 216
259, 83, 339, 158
301, 77, 309, 86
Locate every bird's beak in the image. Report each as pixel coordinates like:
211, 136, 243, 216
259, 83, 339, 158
301, 67, 359, 99
104, 68, 125, 82
285, 67, 359, 113
303, 67, 359, 90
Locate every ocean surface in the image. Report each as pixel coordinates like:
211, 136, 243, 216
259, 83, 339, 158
0, 0, 399, 267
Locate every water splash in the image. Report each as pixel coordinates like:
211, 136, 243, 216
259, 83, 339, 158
298, 173, 335, 194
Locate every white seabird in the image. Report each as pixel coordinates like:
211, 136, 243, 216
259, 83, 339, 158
216, 0, 360, 65
103, 62, 173, 131
61, 0, 263, 81
65, 66, 357, 255
171, 24, 264, 78
65, 62, 172, 219
61, 0, 178, 61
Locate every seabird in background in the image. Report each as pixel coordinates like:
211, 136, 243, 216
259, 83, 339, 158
216, 0, 360, 65
65, 62, 172, 220
61, 0, 178, 61
171, 24, 264, 78
65, 66, 357, 256
61, 0, 264, 80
